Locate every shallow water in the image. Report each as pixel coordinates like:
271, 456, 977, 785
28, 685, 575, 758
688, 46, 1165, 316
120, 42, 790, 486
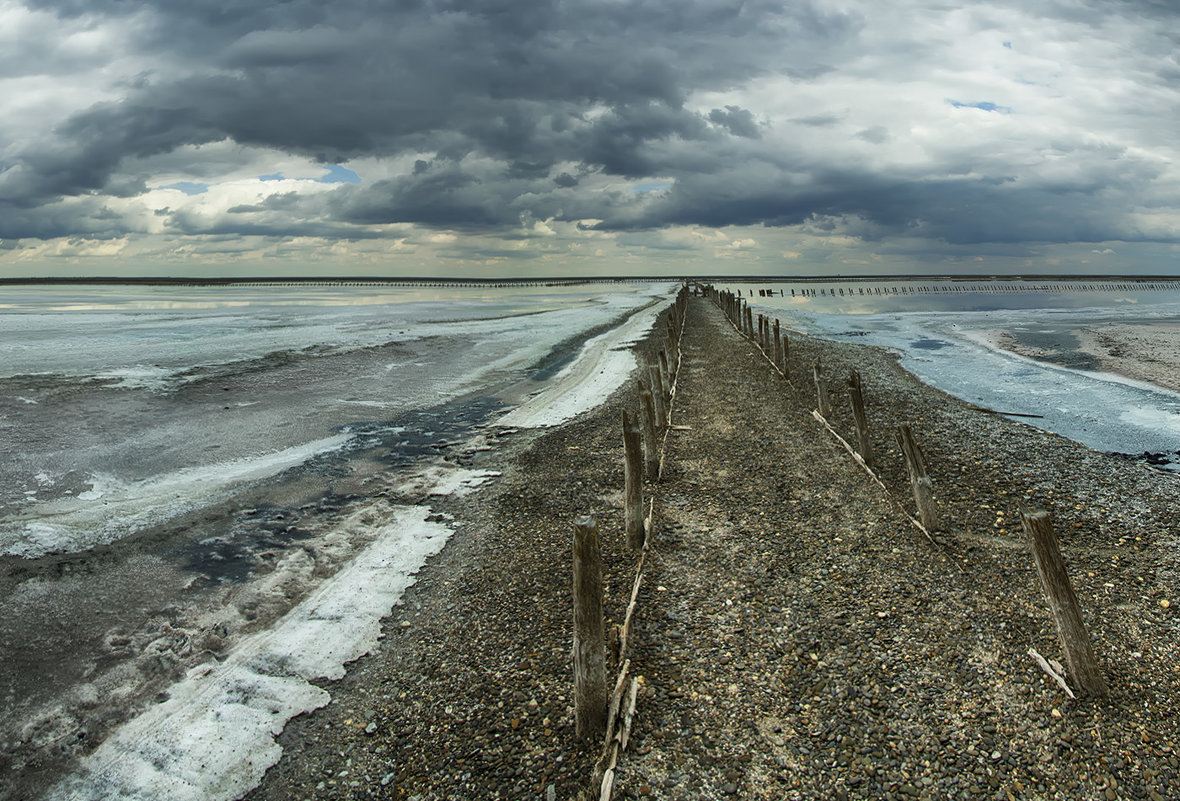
0, 281, 674, 801
722, 279, 1180, 462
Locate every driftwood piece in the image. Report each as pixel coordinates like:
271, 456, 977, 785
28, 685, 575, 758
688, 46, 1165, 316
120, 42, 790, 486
619, 677, 640, 752
1029, 646, 1076, 699
573, 516, 608, 739
1021, 510, 1108, 697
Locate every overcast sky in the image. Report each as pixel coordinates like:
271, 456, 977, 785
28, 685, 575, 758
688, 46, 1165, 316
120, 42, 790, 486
2, 0, 1178, 277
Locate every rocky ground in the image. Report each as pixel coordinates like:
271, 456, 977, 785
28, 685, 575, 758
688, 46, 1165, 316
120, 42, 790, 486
246, 294, 1180, 800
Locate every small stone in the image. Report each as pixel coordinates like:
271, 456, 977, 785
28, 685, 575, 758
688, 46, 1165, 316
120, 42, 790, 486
364, 722, 378, 735
1160, 599, 1170, 609
1050, 708, 1062, 719
380, 772, 395, 786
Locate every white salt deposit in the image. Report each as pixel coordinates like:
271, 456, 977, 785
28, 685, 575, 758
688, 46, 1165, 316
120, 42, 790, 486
51, 504, 453, 801
496, 297, 672, 428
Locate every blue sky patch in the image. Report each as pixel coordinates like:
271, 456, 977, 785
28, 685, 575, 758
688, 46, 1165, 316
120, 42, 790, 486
160, 181, 208, 195
259, 172, 284, 181
318, 165, 362, 184
949, 100, 1012, 114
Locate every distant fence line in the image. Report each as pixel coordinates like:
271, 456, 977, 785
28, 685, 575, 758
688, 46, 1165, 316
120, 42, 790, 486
733, 280, 1180, 298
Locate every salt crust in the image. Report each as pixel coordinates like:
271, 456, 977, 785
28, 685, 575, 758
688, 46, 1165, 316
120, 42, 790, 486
51, 504, 451, 801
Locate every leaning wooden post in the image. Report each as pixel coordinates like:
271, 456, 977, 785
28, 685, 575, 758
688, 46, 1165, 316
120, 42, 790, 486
657, 350, 671, 401
638, 384, 659, 481
847, 370, 874, 468
572, 516, 608, 739
622, 410, 645, 550
1021, 510, 1109, 697
781, 332, 790, 378
896, 424, 938, 530
813, 359, 831, 418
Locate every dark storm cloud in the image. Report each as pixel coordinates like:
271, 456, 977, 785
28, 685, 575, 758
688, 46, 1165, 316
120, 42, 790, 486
3, 0, 1179, 254
8, 0, 851, 204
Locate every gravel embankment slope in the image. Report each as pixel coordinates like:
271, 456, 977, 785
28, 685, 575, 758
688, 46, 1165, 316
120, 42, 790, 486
249, 294, 1180, 801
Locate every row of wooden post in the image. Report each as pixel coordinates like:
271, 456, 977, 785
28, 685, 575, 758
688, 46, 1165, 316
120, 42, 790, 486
704, 284, 1108, 698
573, 285, 690, 753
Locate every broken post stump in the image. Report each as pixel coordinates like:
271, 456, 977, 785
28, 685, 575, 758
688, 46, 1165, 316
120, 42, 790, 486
572, 516, 608, 739
1021, 509, 1109, 697
896, 423, 938, 531
847, 369, 874, 468
622, 410, 645, 550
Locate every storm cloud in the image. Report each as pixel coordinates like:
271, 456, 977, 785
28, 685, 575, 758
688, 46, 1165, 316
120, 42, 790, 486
2, 0, 1179, 272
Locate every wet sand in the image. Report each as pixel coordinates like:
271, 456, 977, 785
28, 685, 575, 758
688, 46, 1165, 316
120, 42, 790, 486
982, 322, 1180, 394
1075, 322, 1180, 394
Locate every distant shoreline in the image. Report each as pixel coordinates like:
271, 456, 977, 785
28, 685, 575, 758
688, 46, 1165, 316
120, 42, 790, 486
1, 274, 1179, 288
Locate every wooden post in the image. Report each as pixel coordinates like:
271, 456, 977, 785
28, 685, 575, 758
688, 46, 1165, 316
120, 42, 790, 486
1021, 510, 1109, 697
657, 350, 671, 401
1024, 514, 1104, 693
773, 319, 782, 368
572, 516, 608, 739
781, 333, 790, 378
813, 359, 831, 418
649, 364, 666, 430
847, 370, 873, 468
638, 384, 659, 481
896, 424, 938, 530
622, 410, 645, 550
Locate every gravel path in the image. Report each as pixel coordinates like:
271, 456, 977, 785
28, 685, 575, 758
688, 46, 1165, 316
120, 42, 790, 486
247, 293, 1180, 801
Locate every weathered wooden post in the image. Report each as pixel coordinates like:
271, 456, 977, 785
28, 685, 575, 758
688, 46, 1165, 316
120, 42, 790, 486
781, 332, 790, 378
572, 516, 608, 739
896, 424, 938, 530
638, 382, 659, 481
622, 410, 645, 550
649, 364, 666, 430
1021, 510, 1108, 697
813, 359, 831, 418
847, 370, 874, 468
657, 350, 671, 401
773, 319, 782, 368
